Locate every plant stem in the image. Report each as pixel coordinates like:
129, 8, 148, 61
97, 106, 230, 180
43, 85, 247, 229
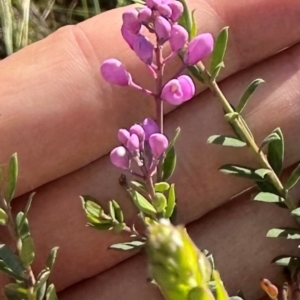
197, 62, 296, 212
0, 191, 36, 296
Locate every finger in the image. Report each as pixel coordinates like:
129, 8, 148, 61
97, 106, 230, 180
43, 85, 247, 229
58, 173, 300, 300
0, 42, 299, 292
0, 0, 298, 197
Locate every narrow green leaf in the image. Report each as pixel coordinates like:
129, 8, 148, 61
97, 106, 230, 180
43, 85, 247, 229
253, 192, 284, 203
162, 146, 177, 181
271, 256, 300, 267
0, 208, 8, 226
16, 193, 35, 234
88, 222, 113, 230
210, 27, 229, 79
219, 165, 271, 181
213, 271, 228, 300
20, 235, 35, 267
164, 184, 176, 219
36, 281, 47, 300
46, 284, 58, 300
130, 180, 147, 191
109, 241, 145, 251
190, 10, 197, 39
178, 0, 193, 39
45, 247, 59, 271
210, 62, 225, 81
187, 64, 205, 83
35, 269, 50, 291
291, 208, 300, 217
267, 228, 300, 239
236, 79, 265, 113
109, 200, 116, 221
111, 200, 124, 223
0, 260, 24, 281
259, 132, 281, 153
3, 283, 28, 300
154, 182, 170, 192
207, 135, 246, 147
267, 128, 284, 176
284, 163, 300, 190
5, 153, 18, 202
153, 193, 167, 213
167, 127, 181, 151
0, 244, 24, 278
130, 190, 157, 216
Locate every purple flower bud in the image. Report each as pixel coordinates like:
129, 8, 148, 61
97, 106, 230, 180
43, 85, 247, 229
161, 75, 195, 105
138, 7, 152, 23
126, 134, 140, 153
169, 24, 188, 52
121, 26, 139, 50
149, 133, 168, 158
183, 33, 214, 66
133, 35, 154, 65
129, 124, 145, 142
118, 129, 130, 145
168, 1, 184, 22
142, 118, 160, 140
100, 59, 132, 86
122, 10, 141, 34
157, 4, 172, 18
154, 16, 171, 44
146, 0, 161, 9
110, 146, 130, 169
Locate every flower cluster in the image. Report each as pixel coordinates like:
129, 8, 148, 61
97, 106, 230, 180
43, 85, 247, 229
110, 118, 168, 174
100, 0, 214, 106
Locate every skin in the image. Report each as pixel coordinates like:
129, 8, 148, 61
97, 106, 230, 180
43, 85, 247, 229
0, 0, 299, 299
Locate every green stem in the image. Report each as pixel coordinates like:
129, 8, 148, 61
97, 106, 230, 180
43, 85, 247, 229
197, 62, 296, 213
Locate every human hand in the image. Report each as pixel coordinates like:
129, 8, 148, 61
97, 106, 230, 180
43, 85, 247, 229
0, 0, 299, 299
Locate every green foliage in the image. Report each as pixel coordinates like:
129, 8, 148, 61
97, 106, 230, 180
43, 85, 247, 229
252, 192, 284, 203
207, 135, 246, 147
267, 128, 284, 176
162, 147, 177, 181
0, 207, 8, 226
164, 184, 176, 219
210, 27, 229, 81
130, 190, 157, 216
5, 153, 18, 203
178, 0, 194, 40
109, 240, 145, 251
267, 228, 300, 239
284, 163, 300, 190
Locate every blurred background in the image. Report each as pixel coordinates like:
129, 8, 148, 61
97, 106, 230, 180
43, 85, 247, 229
0, 0, 140, 58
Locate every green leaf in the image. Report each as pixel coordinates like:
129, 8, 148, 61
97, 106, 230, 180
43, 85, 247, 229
236, 79, 264, 113
213, 271, 228, 300
16, 192, 35, 233
88, 222, 113, 231
267, 228, 300, 239
0, 208, 8, 226
219, 165, 271, 181
207, 135, 246, 147
284, 163, 300, 190
253, 192, 284, 203
3, 283, 28, 300
267, 127, 284, 176
46, 284, 58, 300
153, 193, 167, 213
162, 146, 177, 181
154, 182, 170, 192
20, 235, 35, 267
210, 62, 225, 81
35, 269, 50, 291
0, 260, 24, 281
130, 190, 157, 216
36, 281, 47, 300
5, 153, 18, 202
109, 200, 116, 221
45, 247, 59, 271
291, 207, 300, 217
187, 64, 205, 83
130, 180, 147, 190
190, 10, 197, 39
0, 244, 24, 278
111, 200, 124, 223
210, 27, 229, 80
164, 184, 176, 219
15, 213, 30, 239
271, 255, 300, 267
259, 132, 281, 152
178, 0, 193, 39
109, 241, 145, 251
166, 127, 181, 153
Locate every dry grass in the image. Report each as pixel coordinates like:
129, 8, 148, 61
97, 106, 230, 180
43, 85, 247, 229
0, 0, 140, 58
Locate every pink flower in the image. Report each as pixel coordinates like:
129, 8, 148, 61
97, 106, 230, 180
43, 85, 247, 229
121, 25, 139, 50
161, 75, 195, 105
133, 35, 154, 65
157, 4, 172, 18
126, 134, 140, 154
149, 133, 168, 158
118, 129, 130, 145
100, 59, 132, 86
168, 1, 184, 22
110, 146, 130, 169
122, 10, 141, 34
154, 16, 171, 44
142, 118, 160, 140
138, 7, 152, 23
169, 24, 188, 52
184, 33, 214, 66
146, 0, 162, 9
129, 124, 145, 142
